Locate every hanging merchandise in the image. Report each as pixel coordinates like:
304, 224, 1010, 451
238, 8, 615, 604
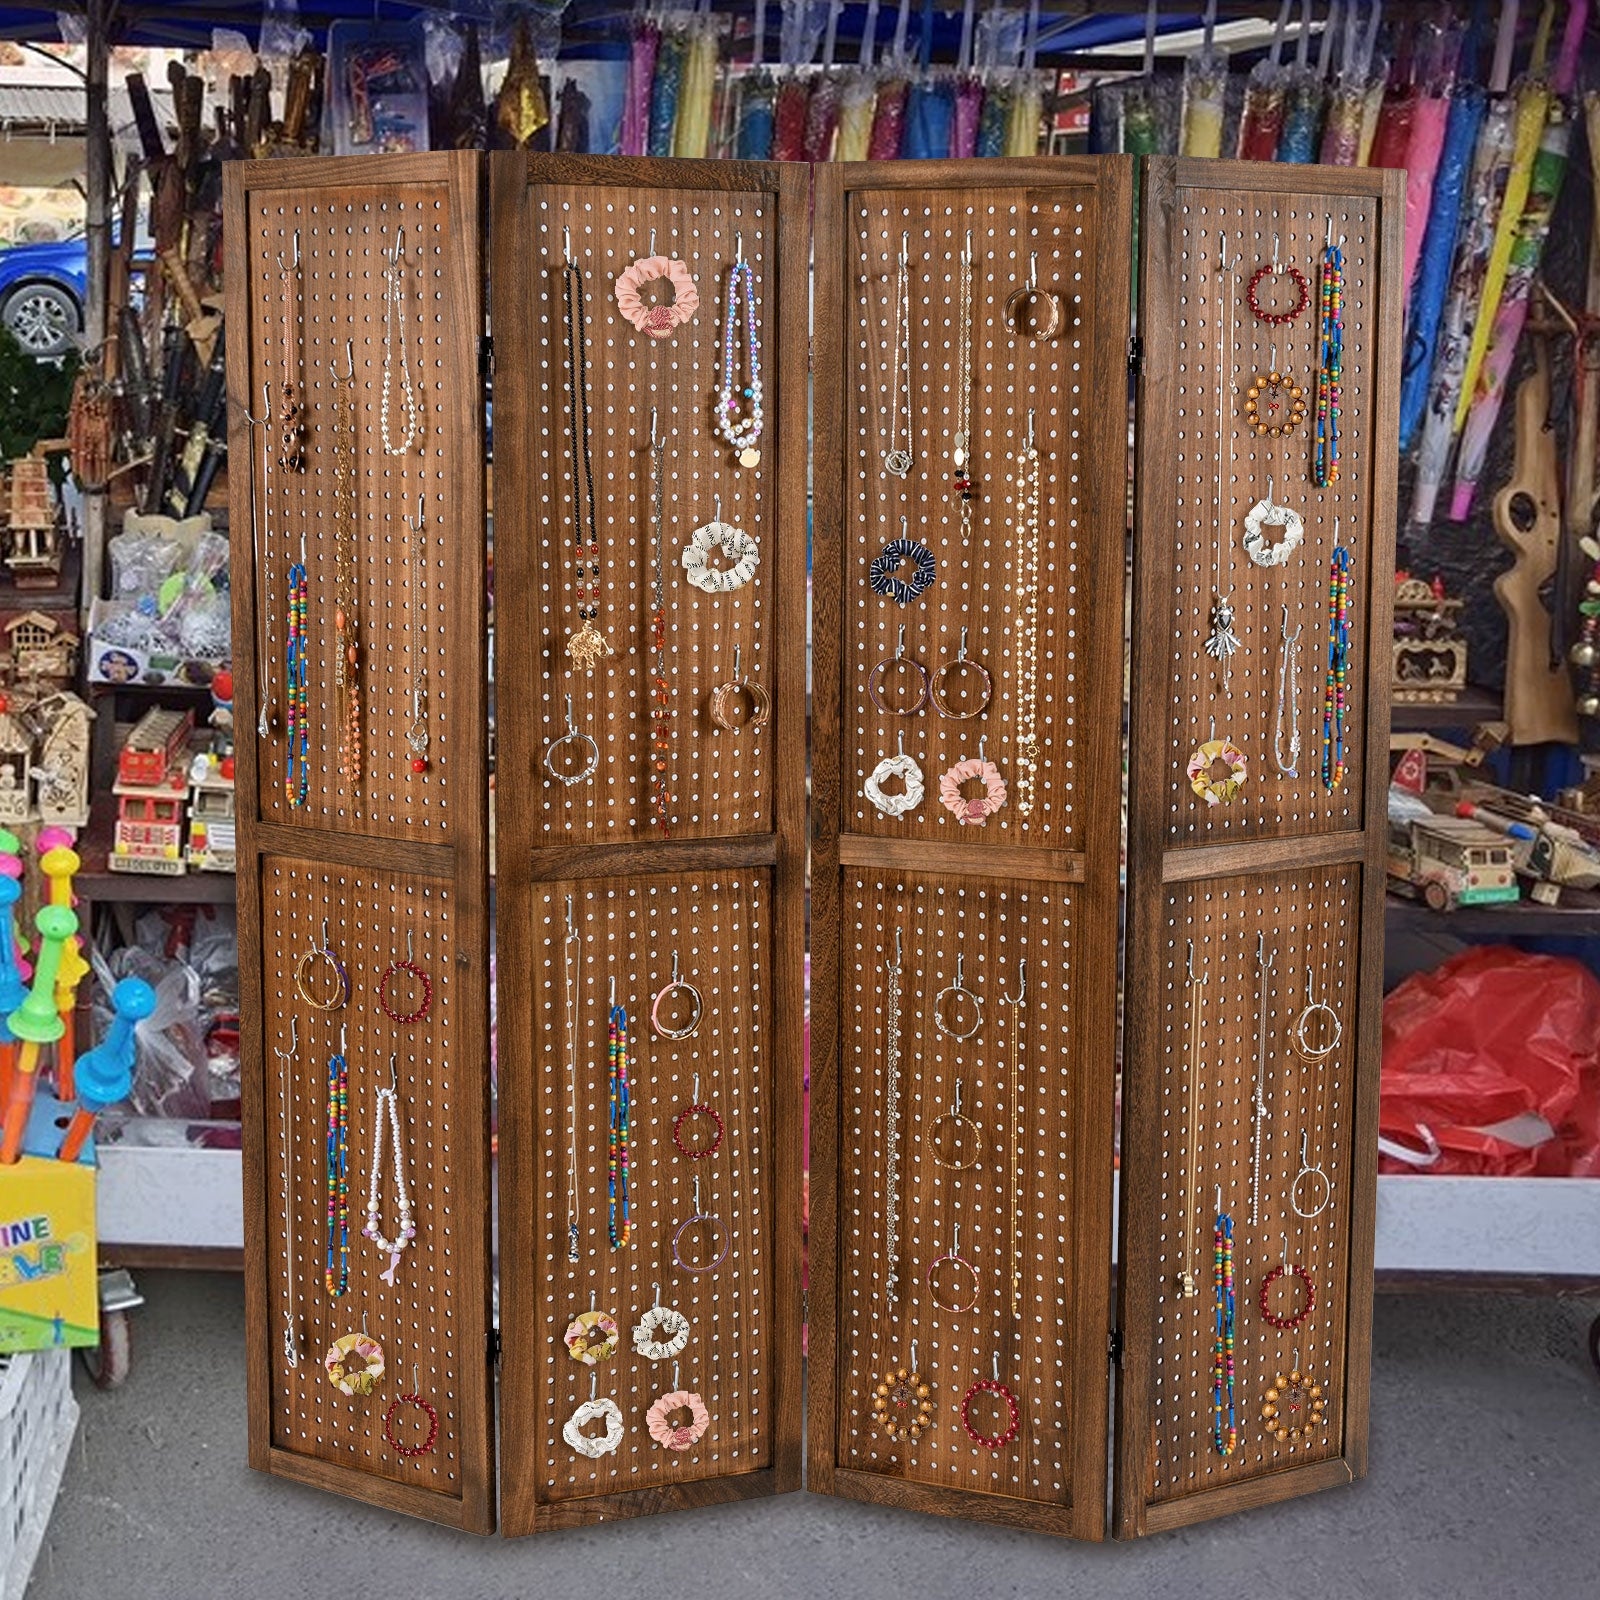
646, 1380, 712, 1450
283, 542, 310, 807
622, 16, 662, 156
562, 243, 609, 669
673, 15, 720, 159
951, 74, 983, 158
606, 1000, 632, 1250
717, 245, 765, 469
495, 16, 551, 148
379, 228, 419, 456
1321, 537, 1353, 793
324, 1040, 350, 1298
1273, 606, 1303, 778
555, 78, 591, 154
771, 75, 810, 159
975, 76, 1011, 157
1012, 419, 1042, 817
873, 1355, 935, 1442
615, 255, 699, 342
1204, 239, 1244, 690
1211, 1208, 1237, 1457
329, 342, 360, 796
1312, 229, 1344, 488
835, 71, 877, 161
1236, 0, 1292, 159
1318, 0, 1374, 164
868, 0, 912, 162
647, 415, 673, 834
363, 1068, 416, 1286
1366, 25, 1418, 173
1395, 27, 1460, 306
648, 25, 686, 157
736, 70, 778, 159
1275, 0, 1326, 163
384, 1375, 439, 1458
1005, 0, 1044, 160
1261, 1359, 1327, 1441
1180, 0, 1227, 159
402, 497, 431, 773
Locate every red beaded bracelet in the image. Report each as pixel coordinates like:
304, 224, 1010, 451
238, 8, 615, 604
383, 1392, 439, 1457
672, 1101, 725, 1160
378, 958, 432, 1025
1247, 261, 1310, 325
1258, 1262, 1316, 1330
960, 1377, 1021, 1450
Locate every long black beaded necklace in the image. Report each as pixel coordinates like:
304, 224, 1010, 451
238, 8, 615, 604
564, 237, 609, 670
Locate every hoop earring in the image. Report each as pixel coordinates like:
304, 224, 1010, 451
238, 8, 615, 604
927, 1223, 981, 1313
928, 1076, 982, 1170
867, 624, 930, 715
933, 952, 982, 1041
927, 626, 992, 719
294, 920, 349, 1012
671, 1175, 729, 1273
545, 693, 600, 786
1290, 1132, 1333, 1220
651, 954, 702, 1039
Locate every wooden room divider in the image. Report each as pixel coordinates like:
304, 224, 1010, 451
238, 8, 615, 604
226, 150, 1401, 1541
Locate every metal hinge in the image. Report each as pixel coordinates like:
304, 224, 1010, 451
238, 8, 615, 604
802, 1289, 810, 1330
1127, 335, 1143, 377
1108, 1326, 1124, 1365
487, 1326, 501, 1364
479, 333, 494, 380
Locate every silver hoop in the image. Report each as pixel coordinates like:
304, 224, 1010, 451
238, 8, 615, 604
544, 694, 599, 786
1291, 1134, 1332, 1219
652, 958, 703, 1040
672, 1177, 729, 1274
933, 953, 982, 1041
1293, 999, 1342, 1061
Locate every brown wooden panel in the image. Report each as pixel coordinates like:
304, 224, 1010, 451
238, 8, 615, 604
810, 157, 1132, 1541
225, 152, 494, 1533
493, 154, 807, 1535
1115, 157, 1402, 1538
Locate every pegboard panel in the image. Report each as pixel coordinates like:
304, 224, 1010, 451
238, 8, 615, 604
841, 185, 1098, 848
811, 159, 1132, 1542
1118, 158, 1401, 1539
493, 155, 808, 1537
225, 153, 494, 1533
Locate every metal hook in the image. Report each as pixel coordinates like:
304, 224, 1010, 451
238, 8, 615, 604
978, 734, 987, 762
649, 227, 656, 256
895, 623, 906, 661
897, 728, 905, 758
389, 1053, 398, 1092
1002, 958, 1026, 1008
564, 693, 576, 734
1268, 475, 1275, 504
693, 1071, 700, 1102
340, 1022, 347, 1055
1293, 1345, 1301, 1373
565, 893, 577, 939
733, 643, 743, 681
900, 231, 909, 268
901, 513, 909, 539
714, 492, 722, 523
953, 1078, 964, 1115
388, 225, 403, 266
693, 1174, 702, 1213
1333, 514, 1341, 544
651, 405, 659, 448
964, 227, 973, 266
1026, 408, 1035, 452
590, 1371, 597, 1400
406, 930, 414, 963
1272, 232, 1280, 269
609, 974, 616, 1007
1028, 250, 1037, 290
674, 1360, 681, 1389
955, 952, 965, 987
1186, 940, 1204, 985
1325, 214, 1334, 247
1301, 1130, 1312, 1165
654, 1283, 661, 1309
272, 1016, 299, 1063
671, 951, 681, 982
953, 1222, 961, 1255
320, 919, 331, 949
1284, 1230, 1291, 1269
992, 1352, 1000, 1382
1257, 932, 1275, 973
331, 339, 354, 382
564, 224, 574, 266
894, 928, 902, 965
735, 230, 744, 265
911, 1339, 919, 1369
258, 381, 272, 426
957, 625, 969, 662
1216, 1184, 1223, 1213
589, 1290, 596, 1313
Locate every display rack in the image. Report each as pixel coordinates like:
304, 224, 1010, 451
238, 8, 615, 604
1116, 158, 1402, 1536
491, 154, 808, 1534
224, 152, 495, 1532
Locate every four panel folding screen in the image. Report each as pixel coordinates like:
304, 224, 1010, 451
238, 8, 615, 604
224, 152, 1401, 1538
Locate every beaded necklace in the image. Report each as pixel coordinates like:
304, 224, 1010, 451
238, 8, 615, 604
380, 227, 419, 456
717, 250, 764, 469
364, 1079, 415, 1287
563, 249, 609, 669
324, 1048, 350, 1297
648, 412, 672, 833
1313, 236, 1343, 488
1013, 425, 1042, 818
607, 1003, 632, 1249
284, 554, 309, 807
1322, 540, 1352, 792
1212, 1208, 1238, 1457
330, 356, 361, 796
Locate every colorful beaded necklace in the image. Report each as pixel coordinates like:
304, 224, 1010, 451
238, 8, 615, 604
1312, 238, 1343, 488
284, 556, 310, 807
324, 1048, 350, 1297
717, 252, 764, 468
1322, 541, 1352, 792
1212, 1208, 1237, 1457
607, 1003, 632, 1249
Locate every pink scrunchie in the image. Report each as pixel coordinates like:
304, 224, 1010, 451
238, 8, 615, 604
646, 1389, 711, 1450
614, 256, 699, 339
939, 758, 1006, 824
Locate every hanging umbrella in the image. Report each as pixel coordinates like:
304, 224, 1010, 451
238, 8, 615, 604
1320, 0, 1369, 163
1237, 0, 1293, 158
1180, 0, 1227, 158
1277, 0, 1327, 162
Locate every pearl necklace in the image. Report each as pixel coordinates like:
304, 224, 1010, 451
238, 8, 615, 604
380, 227, 419, 457
1013, 431, 1042, 818
717, 252, 764, 468
364, 1082, 416, 1287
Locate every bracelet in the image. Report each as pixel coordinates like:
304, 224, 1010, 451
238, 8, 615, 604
864, 752, 924, 817
671, 1179, 729, 1274
1262, 1366, 1327, 1442
563, 1308, 619, 1364
646, 1387, 711, 1451
1292, 1000, 1342, 1061
927, 639, 992, 719
383, 1391, 439, 1457
933, 956, 982, 1041
1244, 371, 1308, 438
672, 1102, 724, 1159
632, 1302, 691, 1361
325, 1331, 384, 1396
545, 697, 600, 786
651, 970, 703, 1039
295, 932, 350, 1012
709, 677, 771, 731
1259, 1261, 1316, 1330
683, 520, 759, 594
1246, 260, 1310, 324
377, 959, 432, 1025
1291, 1132, 1333, 1220
927, 1226, 980, 1313
928, 1077, 982, 1170
1003, 283, 1066, 340
563, 1395, 625, 1457
960, 1377, 1020, 1450
867, 643, 930, 716
872, 1363, 935, 1442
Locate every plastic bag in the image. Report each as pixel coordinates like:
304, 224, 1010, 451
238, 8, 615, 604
1380, 947, 1600, 1176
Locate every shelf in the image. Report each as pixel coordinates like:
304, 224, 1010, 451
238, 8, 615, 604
75, 793, 235, 905
1386, 890, 1600, 938
1389, 686, 1503, 732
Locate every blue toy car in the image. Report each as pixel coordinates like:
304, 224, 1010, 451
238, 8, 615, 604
0, 237, 86, 358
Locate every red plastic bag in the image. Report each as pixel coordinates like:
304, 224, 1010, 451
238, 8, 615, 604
1380, 946, 1600, 1176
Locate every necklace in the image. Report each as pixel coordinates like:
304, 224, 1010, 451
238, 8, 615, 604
274, 1028, 299, 1366
284, 546, 309, 808
404, 497, 429, 774
607, 1001, 632, 1249
364, 1077, 415, 1286
1013, 418, 1043, 817
952, 230, 977, 534
380, 227, 419, 456
884, 233, 913, 477
249, 395, 275, 739
1002, 959, 1027, 1320
1249, 936, 1274, 1227
1323, 537, 1352, 792
717, 245, 764, 469
648, 412, 672, 833
882, 930, 904, 1303
1212, 1207, 1238, 1457
1274, 605, 1302, 777
1177, 944, 1205, 1298
563, 247, 609, 668
324, 1046, 349, 1298
564, 898, 582, 1264
1204, 237, 1243, 688
1313, 230, 1343, 488
331, 352, 361, 796
275, 234, 304, 472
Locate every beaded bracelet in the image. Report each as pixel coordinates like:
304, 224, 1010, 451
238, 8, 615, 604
377, 955, 432, 1026
672, 1101, 724, 1159
928, 1077, 982, 1170
960, 1375, 1021, 1450
872, 1360, 936, 1442
383, 1391, 439, 1457
1244, 371, 1308, 437
1246, 260, 1310, 325
1259, 1260, 1316, 1330
1262, 1365, 1327, 1442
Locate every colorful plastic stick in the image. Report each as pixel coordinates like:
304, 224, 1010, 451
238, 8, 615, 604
0, 875, 24, 1108
0, 905, 77, 1165
57, 977, 155, 1162
40, 845, 87, 1100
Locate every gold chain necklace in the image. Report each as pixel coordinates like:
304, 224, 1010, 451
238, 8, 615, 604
331, 354, 360, 795
1013, 421, 1042, 816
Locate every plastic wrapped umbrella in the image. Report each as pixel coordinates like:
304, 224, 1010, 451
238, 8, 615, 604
621, 17, 661, 157
1450, 98, 1576, 519
977, 76, 1011, 157
1399, 89, 1452, 304
1006, 72, 1043, 157
1237, 0, 1292, 159
1276, 0, 1325, 163
868, 73, 908, 157
951, 75, 983, 158
905, 73, 955, 160
737, 72, 778, 159
835, 71, 877, 162
1181, 0, 1227, 158
673, 18, 719, 159
647, 27, 686, 157
771, 72, 811, 160
803, 71, 843, 161
1398, 84, 1486, 452
1320, 4, 1368, 165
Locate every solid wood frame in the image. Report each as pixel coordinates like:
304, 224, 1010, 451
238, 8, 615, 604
1114, 157, 1402, 1537
491, 153, 809, 1536
225, 152, 495, 1532
808, 157, 1133, 1541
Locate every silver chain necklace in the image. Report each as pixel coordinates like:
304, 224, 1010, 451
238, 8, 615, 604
885, 233, 913, 478
1274, 604, 1303, 776
1204, 235, 1243, 689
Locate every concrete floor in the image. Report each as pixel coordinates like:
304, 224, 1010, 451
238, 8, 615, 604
26, 1273, 1600, 1600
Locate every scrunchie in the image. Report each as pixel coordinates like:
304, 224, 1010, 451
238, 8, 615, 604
865, 753, 924, 817
1188, 738, 1247, 804
563, 1309, 620, 1364
563, 1396, 625, 1457
683, 521, 760, 593
615, 255, 699, 339
646, 1388, 711, 1450
325, 1332, 385, 1396
939, 757, 1006, 824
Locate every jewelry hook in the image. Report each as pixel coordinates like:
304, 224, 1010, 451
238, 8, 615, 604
693, 1071, 700, 1102
1284, 1230, 1291, 1269
674, 1360, 681, 1390
651, 405, 659, 448
1301, 1130, 1312, 1165
901, 512, 909, 539
340, 1022, 347, 1055
964, 227, 973, 266
649, 227, 656, 256
911, 1339, 918, 1369
1325, 214, 1334, 247
1028, 251, 1037, 290
565, 893, 577, 938
331, 339, 354, 383
897, 727, 905, 758
1002, 957, 1026, 1007
735, 230, 743, 264
900, 231, 909, 268
894, 927, 902, 965
955, 951, 965, 988
406, 929, 414, 963
654, 1283, 661, 1309
388, 225, 403, 267
993, 1351, 1000, 1382
895, 623, 906, 660
1186, 939, 1201, 985
693, 1173, 702, 1213
609, 974, 616, 1007
733, 642, 743, 682
953, 1222, 961, 1255
563, 224, 574, 266
1272, 232, 1280, 270
320, 918, 330, 949
564, 693, 576, 734
260, 381, 272, 426
1216, 1184, 1222, 1213
958, 625, 968, 661
714, 492, 722, 523
590, 1289, 597, 1313
1026, 408, 1035, 451
978, 734, 987, 762
590, 1371, 598, 1400
672, 951, 681, 982
389, 1053, 398, 1092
